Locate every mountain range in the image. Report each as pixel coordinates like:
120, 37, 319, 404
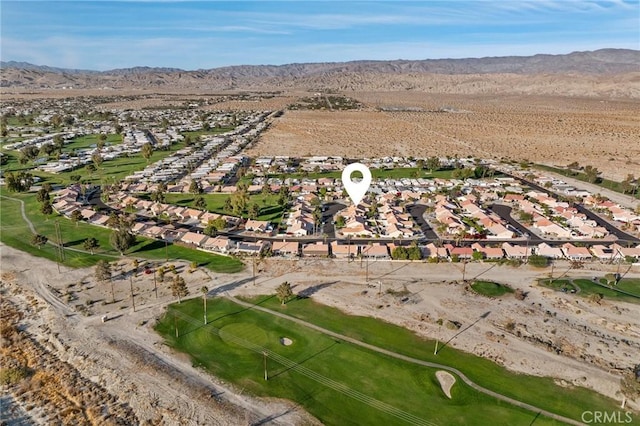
1, 49, 638, 94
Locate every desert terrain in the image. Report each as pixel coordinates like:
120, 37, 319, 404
247, 92, 640, 182
2, 243, 639, 424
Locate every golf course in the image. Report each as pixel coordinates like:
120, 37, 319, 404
155, 295, 621, 425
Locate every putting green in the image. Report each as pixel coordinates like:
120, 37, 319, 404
219, 323, 270, 348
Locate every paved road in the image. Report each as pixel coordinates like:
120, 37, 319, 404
490, 204, 543, 243
505, 172, 639, 244
406, 203, 439, 240
226, 295, 584, 426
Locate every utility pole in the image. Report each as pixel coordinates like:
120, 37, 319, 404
366, 255, 369, 283
462, 259, 467, 282
129, 274, 136, 312
263, 351, 268, 381
54, 220, 65, 273
153, 269, 158, 299
253, 257, 256, 286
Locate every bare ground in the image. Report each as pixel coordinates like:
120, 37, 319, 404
247, 93, 640, 181
2, 243, 639, 424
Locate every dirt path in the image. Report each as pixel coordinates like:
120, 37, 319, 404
0, 243, 319, 426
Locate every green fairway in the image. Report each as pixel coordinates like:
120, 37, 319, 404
63, 133, 122, 152
158, 192, 284, 222
258, 167, 460, 183
182, 127, 234, 139
0, 190, 243, 272
155, 295, 620, 425
470, 281, 514, 297
1, 141, 186, 186
540, 278, 640, 304
616, 278, 640, 295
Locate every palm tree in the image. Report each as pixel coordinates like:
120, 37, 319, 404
201, 286, 209, 324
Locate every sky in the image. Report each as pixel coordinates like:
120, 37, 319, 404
1, 1, 638, 71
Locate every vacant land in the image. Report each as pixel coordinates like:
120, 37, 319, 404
248, 93, 640, 181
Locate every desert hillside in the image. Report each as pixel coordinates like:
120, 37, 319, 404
2, 49, 639, 98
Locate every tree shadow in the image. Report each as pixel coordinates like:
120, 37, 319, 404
297, 281, 338, 299
209, 276, 255, 296
437, 311, 491, 354
64, 238, 87, 247
133, 239, 166, 253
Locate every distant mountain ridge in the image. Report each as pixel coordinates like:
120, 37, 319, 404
1, 49, 639, 95
2, 49, 638, 75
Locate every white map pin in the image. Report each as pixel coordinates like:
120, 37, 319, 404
342, 163, 372, 206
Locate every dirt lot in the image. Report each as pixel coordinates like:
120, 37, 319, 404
247, 92, 640, 181
2, 243, 639, 424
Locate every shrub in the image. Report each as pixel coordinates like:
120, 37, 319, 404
528, 255, 549, 268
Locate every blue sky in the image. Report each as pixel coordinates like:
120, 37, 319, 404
1, 1, 638, 70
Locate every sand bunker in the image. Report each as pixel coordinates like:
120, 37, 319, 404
280, 337, 293, 346
436, 371, 456, 399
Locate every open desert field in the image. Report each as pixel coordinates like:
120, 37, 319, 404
247, 92, 640, 181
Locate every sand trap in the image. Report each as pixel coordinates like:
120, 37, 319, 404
280, 337, 293, 346
436, 371, 456, 399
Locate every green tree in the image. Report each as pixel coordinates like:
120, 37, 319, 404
95, 260, 114, 302
194, 196, 207, 210
528, 255, 549, 268
40, 199, 53, 217
151, 189, 165, 203
83, 237, 99, 254
36, 187, 50, 203
584, 165, 599, 183
171, 275, 189, 303
335, 215, 346, 228
472, 251, 484, 261
141, 142, 154, 163
248, 203, 260, 219
31, 234, 48, 249
391, 246, 409, 260
223, 197, 233, 212
92, 152, 103, 169
276, 281, 294, 305
110, 228, 136, 255
189, 179, 203, 194
70, 209, 83, 226
426, 156, 441, 172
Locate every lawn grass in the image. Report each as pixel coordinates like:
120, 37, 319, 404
159, 192, 284, 222
155, 295, 619, 425
616, 278, 640, 295
0, 190, 244, 273
470, 281, 514, 297
1, 142, 186, 187
533, 164, 640, 200
182, 127, 234, 140
572, 279, 640, 304
539, 278, 640, 304
63, 133, 122, 152
258, 167, 459, 182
